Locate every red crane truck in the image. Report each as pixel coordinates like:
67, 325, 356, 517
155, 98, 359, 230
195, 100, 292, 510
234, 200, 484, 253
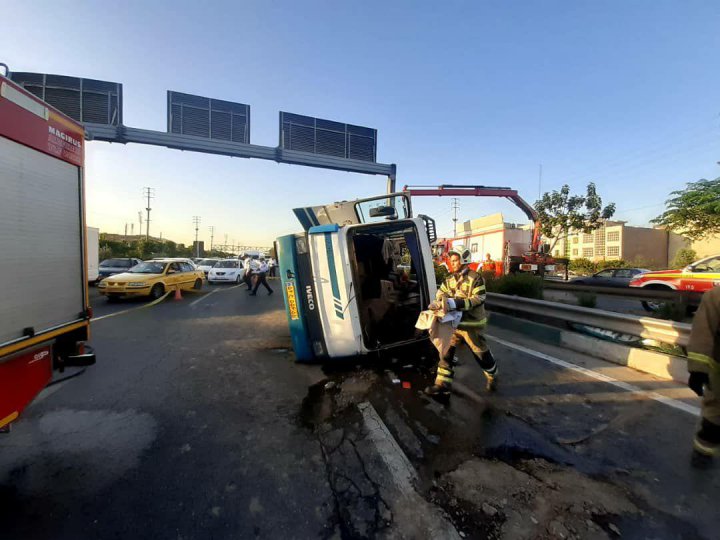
402, 184, 556, 275
0, 74, 96, 432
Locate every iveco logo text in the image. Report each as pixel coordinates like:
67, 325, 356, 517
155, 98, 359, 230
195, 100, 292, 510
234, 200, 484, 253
305, 285, 315, 311
48, 126, 82, 148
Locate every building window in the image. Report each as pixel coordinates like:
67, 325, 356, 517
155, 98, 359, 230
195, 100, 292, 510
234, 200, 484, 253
572, 249, 578, 256
471, 243, 478, 253
582, 234, 593, 243
607, 231, 620, 242
582, 248, 593, 258
607, 246, 620, 257
572, 237, 579, 244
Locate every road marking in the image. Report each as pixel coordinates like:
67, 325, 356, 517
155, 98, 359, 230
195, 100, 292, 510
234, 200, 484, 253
92, 292, 170, 322
486, 334, 701, 417
189, 288, 218, 307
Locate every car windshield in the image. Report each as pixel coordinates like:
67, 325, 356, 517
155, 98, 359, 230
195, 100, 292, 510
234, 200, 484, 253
129, 262, 166, 274
100, 258, 130, 267
215, 261, 238, 268
198, 259, 218, 266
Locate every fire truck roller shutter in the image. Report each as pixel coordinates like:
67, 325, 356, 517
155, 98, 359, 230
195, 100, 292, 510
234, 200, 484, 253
0, 136, 84, 345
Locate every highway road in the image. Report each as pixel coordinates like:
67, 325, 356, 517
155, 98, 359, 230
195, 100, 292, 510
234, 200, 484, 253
1, 282, 717, 539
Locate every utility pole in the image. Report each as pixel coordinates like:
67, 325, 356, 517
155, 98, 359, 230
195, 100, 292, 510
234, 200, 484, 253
193, 216, 201, 257
538, 164, 543, 200
451, 198, 460, 237
143, 187, 154, 241
124, 223, 128, 239
209, 226, 215, 252
131, 223, 134, 236
138, 212, 142, 238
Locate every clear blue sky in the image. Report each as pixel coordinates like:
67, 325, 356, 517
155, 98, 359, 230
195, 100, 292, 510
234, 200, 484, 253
4, 1, 719, 246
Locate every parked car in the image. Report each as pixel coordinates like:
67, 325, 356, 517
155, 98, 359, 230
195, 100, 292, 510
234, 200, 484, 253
630, 254, 720, 311
196, 258, 221, 277
208, 259, 245, 284
571, 267, 650, 287
97, 259, 204, 300
151, 257, 198, 268
97, 258, 142, 282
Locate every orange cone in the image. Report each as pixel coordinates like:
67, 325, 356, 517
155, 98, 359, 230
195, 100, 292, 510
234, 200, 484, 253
174, 286, 183, 300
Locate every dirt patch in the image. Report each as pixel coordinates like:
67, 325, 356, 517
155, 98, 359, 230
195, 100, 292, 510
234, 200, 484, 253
433, 458, 638, 539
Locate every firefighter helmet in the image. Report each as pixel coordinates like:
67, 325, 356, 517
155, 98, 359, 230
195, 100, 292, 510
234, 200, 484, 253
447, 246, 471, 265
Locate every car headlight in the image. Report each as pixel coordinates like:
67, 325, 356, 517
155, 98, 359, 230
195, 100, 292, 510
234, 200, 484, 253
127, 282, 148, 287
98, 282, 107, 288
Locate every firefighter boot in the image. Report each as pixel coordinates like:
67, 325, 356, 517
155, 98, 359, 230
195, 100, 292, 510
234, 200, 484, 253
479, 350, 498, 392
425, 363, 454, 398
692, 419, 720, 468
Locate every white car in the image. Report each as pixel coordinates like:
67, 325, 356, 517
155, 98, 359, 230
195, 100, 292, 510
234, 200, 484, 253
208, 259, 245, 284
195, 258, 221, 278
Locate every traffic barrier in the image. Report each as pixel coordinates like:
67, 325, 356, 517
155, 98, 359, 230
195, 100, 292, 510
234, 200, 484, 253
486, 292, 691, 347
543, 280, 701, 304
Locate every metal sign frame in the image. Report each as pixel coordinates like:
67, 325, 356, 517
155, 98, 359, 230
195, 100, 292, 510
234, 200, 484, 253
167, 91, 250, 144
9, 72, 122, 126
10, 69, 397, 191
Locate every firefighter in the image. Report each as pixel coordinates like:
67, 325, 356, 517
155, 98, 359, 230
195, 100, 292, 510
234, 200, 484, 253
687, 286, 720, 465
425, 247, 498, 397
481, 253, 496, 274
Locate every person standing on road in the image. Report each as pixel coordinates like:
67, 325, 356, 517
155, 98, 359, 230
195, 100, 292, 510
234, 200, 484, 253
268, 258, 277, 278
242, 257, 254, 290
250, 258, 274, 296
425, 247, 498, 398
687, 286, 720, 464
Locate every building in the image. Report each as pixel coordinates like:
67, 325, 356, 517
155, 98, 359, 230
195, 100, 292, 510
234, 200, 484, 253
552, 221, 686, 268
688, 235, 720, 259
446, 213, 532, 264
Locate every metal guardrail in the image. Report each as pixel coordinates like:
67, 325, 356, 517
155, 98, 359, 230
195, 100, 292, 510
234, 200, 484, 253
486, 293, 692, 347
542, 281, 703, 305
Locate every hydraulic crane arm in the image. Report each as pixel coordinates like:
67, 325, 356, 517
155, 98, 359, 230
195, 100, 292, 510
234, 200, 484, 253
401, 184, 543, 252
401, 184, 538, 221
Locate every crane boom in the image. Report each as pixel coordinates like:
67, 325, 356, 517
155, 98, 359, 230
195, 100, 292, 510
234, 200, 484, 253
402, 184, 542, 251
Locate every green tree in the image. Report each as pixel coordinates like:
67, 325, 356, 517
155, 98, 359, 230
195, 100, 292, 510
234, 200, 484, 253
671, 248, 697, 269
652, 178, 720, 239
534, 183, 616, 253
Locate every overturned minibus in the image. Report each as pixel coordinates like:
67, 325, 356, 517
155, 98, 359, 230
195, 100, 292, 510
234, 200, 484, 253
276, 193, 437, 362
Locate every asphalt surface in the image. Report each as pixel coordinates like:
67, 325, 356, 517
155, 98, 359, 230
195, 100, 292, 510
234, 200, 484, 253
1, 282, 719, 539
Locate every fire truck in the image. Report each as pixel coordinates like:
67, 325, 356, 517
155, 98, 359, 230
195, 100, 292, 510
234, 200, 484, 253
0, 73, 96, 432
402, 185, 556, 275
629, 253, 720, 311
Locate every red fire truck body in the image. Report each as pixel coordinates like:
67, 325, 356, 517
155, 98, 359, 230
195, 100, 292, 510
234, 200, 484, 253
0, 75, 95, 431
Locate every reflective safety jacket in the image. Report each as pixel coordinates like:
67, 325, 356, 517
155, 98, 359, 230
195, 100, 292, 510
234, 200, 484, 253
688, 286, 720, 374
436, 267, 487, 329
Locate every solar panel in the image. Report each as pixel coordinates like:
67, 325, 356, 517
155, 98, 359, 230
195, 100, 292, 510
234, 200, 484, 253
10, 72, 122, 125
167, 91, 250, 144
280, 112, 377, 162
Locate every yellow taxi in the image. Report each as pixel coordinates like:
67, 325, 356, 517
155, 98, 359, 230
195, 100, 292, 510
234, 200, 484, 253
97, 259, 204, 301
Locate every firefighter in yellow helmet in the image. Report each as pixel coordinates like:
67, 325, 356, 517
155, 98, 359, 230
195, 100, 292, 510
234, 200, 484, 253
425, 246, 498, 397
687, 286, 720, 466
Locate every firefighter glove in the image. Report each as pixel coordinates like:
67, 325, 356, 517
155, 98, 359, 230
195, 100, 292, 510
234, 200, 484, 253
689, 372, 710, 397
